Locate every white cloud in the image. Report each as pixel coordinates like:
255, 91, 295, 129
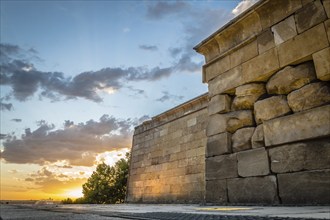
232, 0, 259, 16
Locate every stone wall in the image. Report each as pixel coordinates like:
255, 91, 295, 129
194, 0, 330, 204
126, 94, 208, 203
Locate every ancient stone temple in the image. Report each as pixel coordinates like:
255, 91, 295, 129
127, 0, 330, 204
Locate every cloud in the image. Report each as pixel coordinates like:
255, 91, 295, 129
0, 114, 146, 166
232, 0, 259, 16
1, 44, 174, 103
0, 133, 8, 139
139, 45, 158, 51
123, 27, 130, 33
0, 102, 13, 111
146, 1, 189, 20
11, 118, 22, 122
156, 91, 184, 103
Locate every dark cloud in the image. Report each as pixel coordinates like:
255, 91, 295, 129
146, 1, 189, 20
1, 114, 146, 166
11, 118, 22, 122
156, 91, 184, 103
0, 102, 13, 111
0, 44, 173, 103
0, 133, 7, 139
139, 45, 158, 51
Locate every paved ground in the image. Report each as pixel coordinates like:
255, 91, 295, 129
1, 204, 329, 220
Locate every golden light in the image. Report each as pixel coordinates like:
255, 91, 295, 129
66, 188, 83, 198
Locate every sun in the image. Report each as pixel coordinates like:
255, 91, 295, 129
66, 188, 83, 198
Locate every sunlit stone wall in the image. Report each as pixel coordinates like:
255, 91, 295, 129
194, 0, 330, 204
126, 94, 208, 203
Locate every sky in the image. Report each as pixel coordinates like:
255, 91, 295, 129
0, 0, 257, 200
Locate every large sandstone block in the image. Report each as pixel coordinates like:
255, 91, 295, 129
257, 29, 275, 54
269, 140, 330, 173
232, 127, 255, 152
271, 16, 297, 45
295, 0, 327, 34
242, 48, 279, 83
206, 114, 227, 136
324, 0, 330, 18
229, 40, 258, 69
278, 170, 330, 204
251, 124, 265, 148
287, 82, 330, 112
254, 96, 291, 124
205, 180, 227, 203
266, 62, 316, 94
232, 83, 266, 110
206, 132, 231, 157
204, 56, 230, 82
237, 148, 269, 177
208, 65, 242, 96
227, 176, 279, 204
225, 110, 255, 133
205, 154, 237, 180
326, 19, 330, 43
278, 23, 329, 67
313, 47, 330, 81
208, 94, 231, 115
264, 105, 330, 146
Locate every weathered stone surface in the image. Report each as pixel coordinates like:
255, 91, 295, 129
254, 96, 291, 124
208, 65, 242, 96
237, 148, 269, 177
295, 0, 327, 33
257, 29, 275, 54
226, 110, 255, 133
266, 62, 316, 94
313, 47, 330, 81
251, 124, 264, 148
269, 140, 330, 173
278, 23, 329, 67
228, 176, 279, 204
197, 38, 220, 63
264, 105, 330, 146
229, 40, 258, 68
206, 114, 226, 136
232, 127, 255, 152
206, 132, 231, 157
287, 82, 330, 112
204, 56, 230, 82
232, 83, 266, 110
256, 0, 302, 29
326, 19, 330, 43
208, 94, 231, 115
242, 48, 280, 83
324, 0, 330, 18
278, 170, 330, 204
205, 180, 227, 203
271, 16, 297, 45
205, 154, 237, 180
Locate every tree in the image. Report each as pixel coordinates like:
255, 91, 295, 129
82, 153, 130, 204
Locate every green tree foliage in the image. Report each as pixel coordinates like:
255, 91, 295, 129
82, 153, 130, 204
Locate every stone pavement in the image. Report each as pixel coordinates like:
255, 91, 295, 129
1, 204, 329, 220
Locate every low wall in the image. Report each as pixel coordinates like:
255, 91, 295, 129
194, 0, 330, 204
126, 94, 208, 203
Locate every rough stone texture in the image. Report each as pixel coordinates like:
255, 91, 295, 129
266, 62, 316, 94
326, 19, 330, 42
206, 132, 231, 157
232, 127, 255, 152
225, 110, 255, 133
242, 48, 280, 83
208, 65, 242, 96
313, 47, 330, 81
251, 124, 264, 148
271, 16, 297, 45
278, 23, 329, 67
205, 180, 227, 203
205, 154, 237, 180
324, 0, 330, 18
206, 114, 227, 136
254, 96, 291, 124
237, 148, 269, 177
208, 94, 231, 115
269, 140, 330, 173
204, 56, 230, 82
232, 83, 266, 110
227, 176, 279, 204
287, 82, 330, 112
295, 0, 327, 33
257, 29, 275, 54
264, 105, 330, 146
229, 40, 258, 69
278, 170, 330, 204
